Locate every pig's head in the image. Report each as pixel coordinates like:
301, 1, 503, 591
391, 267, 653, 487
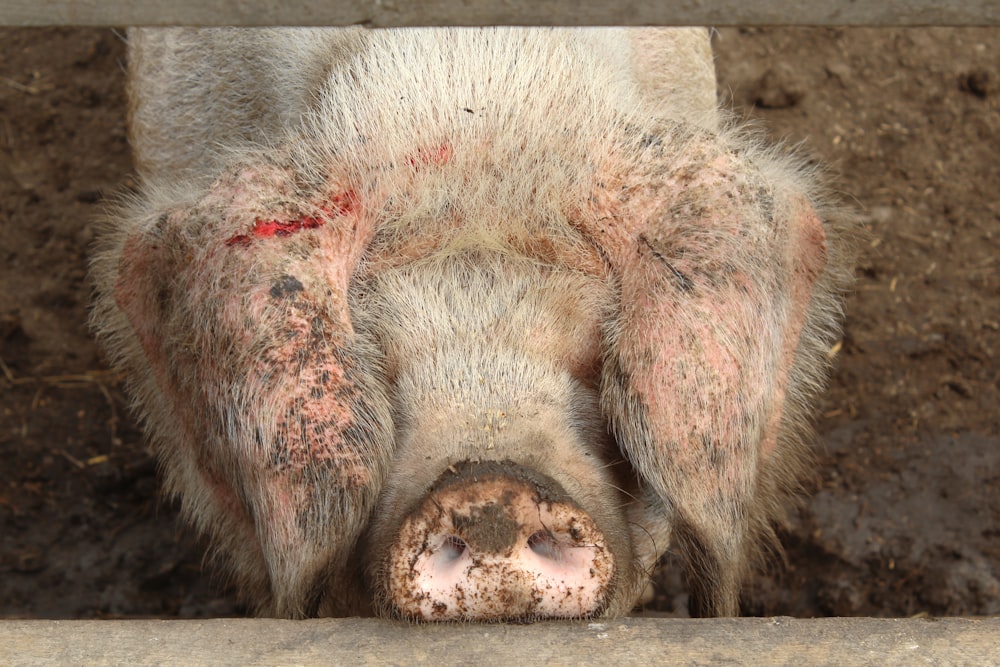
95, 113, 842, 620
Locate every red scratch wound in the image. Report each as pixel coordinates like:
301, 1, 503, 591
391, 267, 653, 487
407, 144, 453, 169
225, 190, 357, 248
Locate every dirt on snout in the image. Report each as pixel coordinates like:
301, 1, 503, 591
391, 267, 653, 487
1, 26, 998, 619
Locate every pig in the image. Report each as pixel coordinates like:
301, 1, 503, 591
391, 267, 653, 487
90, 27, 852, 620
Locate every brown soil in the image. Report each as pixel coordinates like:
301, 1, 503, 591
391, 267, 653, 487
1, 27, 997, 619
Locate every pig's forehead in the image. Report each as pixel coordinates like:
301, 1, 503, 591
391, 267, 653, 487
149, 116, 773, 256
281, 116, 757, 212
302, 114, 720, 168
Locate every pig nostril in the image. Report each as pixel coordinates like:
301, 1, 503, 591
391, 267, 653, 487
439, 535, 467, 561
527, 530, 561, 561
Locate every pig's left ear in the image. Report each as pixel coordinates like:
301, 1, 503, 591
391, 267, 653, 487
592, 138, 828, 616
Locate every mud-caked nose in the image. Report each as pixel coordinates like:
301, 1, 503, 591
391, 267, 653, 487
386, 464, 614, 621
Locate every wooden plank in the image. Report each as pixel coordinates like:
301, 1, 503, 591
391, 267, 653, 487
2, 617, 999, 666
2, 0, 998, 27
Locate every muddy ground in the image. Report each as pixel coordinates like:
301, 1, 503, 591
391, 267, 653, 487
1, 27, 997, 619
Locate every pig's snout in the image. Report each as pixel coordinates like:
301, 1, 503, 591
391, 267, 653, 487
386, 464, 614, 621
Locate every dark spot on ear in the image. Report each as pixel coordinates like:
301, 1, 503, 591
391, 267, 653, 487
270, 274, 304, 299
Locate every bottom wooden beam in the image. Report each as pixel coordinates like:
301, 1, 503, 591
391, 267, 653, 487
2, 616, 997, 666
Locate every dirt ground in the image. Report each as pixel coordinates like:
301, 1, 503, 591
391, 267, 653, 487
1, 27, 997, 619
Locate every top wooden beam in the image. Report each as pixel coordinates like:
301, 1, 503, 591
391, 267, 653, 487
3, 0, 998, 27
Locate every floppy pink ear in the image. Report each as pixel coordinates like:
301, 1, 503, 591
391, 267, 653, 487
112, 161, 394, 616
589, 132, 827, 615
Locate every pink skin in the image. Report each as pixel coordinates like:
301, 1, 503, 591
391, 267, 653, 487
387, 476, 614, 621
